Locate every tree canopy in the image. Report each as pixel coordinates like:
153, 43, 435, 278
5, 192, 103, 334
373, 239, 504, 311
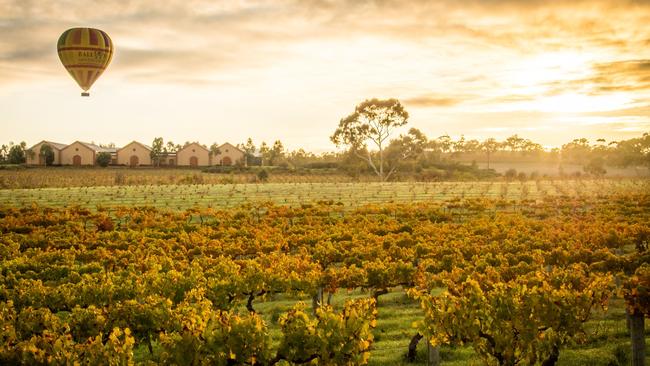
331, 98, 409, 181
39, 144, 55, 166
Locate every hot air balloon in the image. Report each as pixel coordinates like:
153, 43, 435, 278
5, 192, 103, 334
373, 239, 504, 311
57, 28, 113, 97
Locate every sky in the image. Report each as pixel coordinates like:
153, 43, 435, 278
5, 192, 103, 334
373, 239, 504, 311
1, 0, 649, 152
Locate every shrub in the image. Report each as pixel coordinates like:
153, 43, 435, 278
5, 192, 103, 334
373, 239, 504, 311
94, 214, 114, 231
612, 343, 630, 366
517, 172, 527, 181
114, 172, 126, 185
96, 152, 111, 167
202, 165, 245, 174
304, 162, 339, 169
179, 173, 204, 184
7, 144, 26, 164
584, 157, 607, 177
257, 169, 269, 182
39, 144, 55, 166
505, 168, 517, 180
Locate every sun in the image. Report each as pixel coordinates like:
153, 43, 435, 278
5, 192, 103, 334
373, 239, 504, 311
499, 51, 634, 113
506, 51, 594, 94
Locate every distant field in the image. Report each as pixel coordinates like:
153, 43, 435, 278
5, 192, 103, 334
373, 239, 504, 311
1, 179, 647, 210
476, 161, 650, 177
0, 167, 369, 189
3, 164, 648, 190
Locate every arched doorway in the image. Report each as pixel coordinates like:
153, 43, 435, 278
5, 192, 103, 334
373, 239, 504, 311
130, 155, 139, 167
168, 159, 175, 166
73, 155, 81, 166
222, 156, 232, 166
190, 156, 198, 167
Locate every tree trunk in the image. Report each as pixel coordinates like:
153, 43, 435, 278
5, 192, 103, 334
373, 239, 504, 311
487, 151, 490, 169
372, 288, 388, 302
379, 143, 384, 181
627, 312, 632, 332
628, 308, 646, 366
312, 287, 323, 315
427, 339, 440, 366
246, 293, 256, 313
406, 333, 423, 362
541, 345, 559, 366
147, 334, 154, 355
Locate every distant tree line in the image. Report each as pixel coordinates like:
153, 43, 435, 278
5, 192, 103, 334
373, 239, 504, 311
3, 133, 648, 171
327, 99, 649, 180
222, 131, 648, 181
2, 97, 648, 180
0, 142, 28, 165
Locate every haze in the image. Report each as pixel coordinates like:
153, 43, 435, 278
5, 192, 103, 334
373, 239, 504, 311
1, 0, 649, 151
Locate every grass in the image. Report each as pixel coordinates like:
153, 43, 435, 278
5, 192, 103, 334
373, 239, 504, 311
131, 288, 649, 365
1, 179, 648, 211
255, 289, 648, 366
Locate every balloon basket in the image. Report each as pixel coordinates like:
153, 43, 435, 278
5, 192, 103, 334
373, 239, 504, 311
81, 92, 90, 97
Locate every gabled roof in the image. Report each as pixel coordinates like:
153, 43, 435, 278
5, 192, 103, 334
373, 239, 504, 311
28, 140, 67, 151
178, 142, 209, 153
61, 141, 115, 153
218, 142, 244, 154
79, 142, 116, 153
117, 141, 152, 152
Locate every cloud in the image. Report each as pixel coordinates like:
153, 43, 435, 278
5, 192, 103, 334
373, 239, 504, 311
589, 60, 650, 92
487, 94, 538, 103
0, 1, 308, 85
585, 101, 650, 117
0, 47, 50, 62
542, 59, 650, 96
2, 0, 650, 138
402, 94, 467, 107
3, 0, 650, 86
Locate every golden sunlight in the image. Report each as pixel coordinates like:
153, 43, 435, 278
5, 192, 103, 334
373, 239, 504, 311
506, 51, 593, 93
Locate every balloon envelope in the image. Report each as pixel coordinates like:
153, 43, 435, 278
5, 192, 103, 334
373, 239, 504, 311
57, 28, 113, 96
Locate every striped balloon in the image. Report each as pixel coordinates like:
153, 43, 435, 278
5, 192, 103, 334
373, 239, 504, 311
57, 28, 113, 96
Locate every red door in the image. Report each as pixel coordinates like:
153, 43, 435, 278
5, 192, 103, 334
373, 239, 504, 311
222, 156, 232, 166
190, 156, 198, 167
130, 155, 139, 167
73, 155, 82, 166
